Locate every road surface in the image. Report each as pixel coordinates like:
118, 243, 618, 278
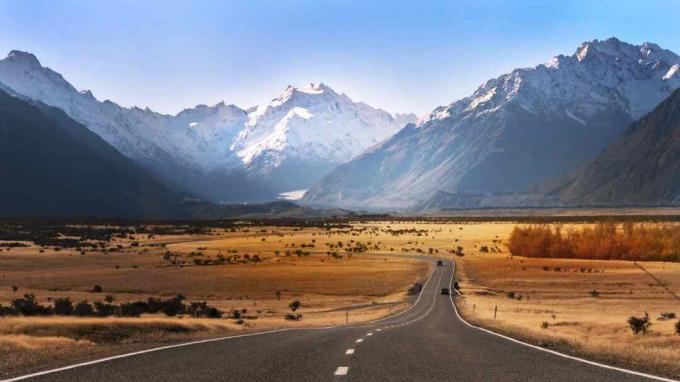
9, 260, 667, 381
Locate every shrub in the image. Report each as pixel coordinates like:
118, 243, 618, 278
659, 312, 676, 320
627, 313, 651, 335
187, 302, 223, 318
675, 320, 680, 335
285, 313, 302, 321
93, 285, 103, 293
12, 294, 51, 316
288, 300, 301, 312
117, 301, 147, 317
589, 290, 600, 298
0, 304, 19, 316
147, 295, 186, 316
74, 301, 95, 316
53, 297, 74, 315
94, 301, 117, 317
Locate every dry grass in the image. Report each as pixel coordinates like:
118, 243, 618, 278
0, 223, 434, 377
3, 219, 680, 378
456, 251, 680, 378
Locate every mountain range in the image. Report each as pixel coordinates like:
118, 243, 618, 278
2, 37, 680, 217
0, 51, 413, 203
302, 38, 680, 209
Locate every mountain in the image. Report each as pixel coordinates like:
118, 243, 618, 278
550, 87, 680, 206
0, 51, 413, 202
0, 50, 271, 203
302, 38, 680, 209
233, 83, 415, 190
0, 87, 181, 218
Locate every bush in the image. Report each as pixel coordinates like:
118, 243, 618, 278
659, 312, 676, 320
93, 285, 103, 293
0, 304, 19, 316
187, 302, 223, 318
285, 313, 302, 321
627, 313, 651, 335
675, 320, 680, 335
288, 300, 301, 312
12, 294, 51, 316
74, 301, 95, 316
94, 301, 117, 317
116, 301, 147, 317
53, 297, 74, 315
147, 295, 186, 316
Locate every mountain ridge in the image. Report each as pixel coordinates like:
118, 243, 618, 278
302, 37, 680, 209
0, 52, 414, 202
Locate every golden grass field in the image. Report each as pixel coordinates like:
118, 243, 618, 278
1, 219, 679, 378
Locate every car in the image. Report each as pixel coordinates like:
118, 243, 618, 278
436, 260, 444, 266
440, 287, 450, 295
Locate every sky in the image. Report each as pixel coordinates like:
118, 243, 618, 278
1, 0, 679, 116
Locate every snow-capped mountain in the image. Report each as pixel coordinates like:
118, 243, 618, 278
303, 37, 680, 209
0, 51, 412, 201
232, 83, 415, 189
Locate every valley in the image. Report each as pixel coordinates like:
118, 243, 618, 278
1, 216, 679, 379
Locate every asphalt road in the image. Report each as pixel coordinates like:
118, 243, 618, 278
12, 260, 666, 382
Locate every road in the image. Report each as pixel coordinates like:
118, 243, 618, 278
9, 260, 668, 382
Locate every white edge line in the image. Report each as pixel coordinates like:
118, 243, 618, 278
2, 259, 438, 382
448, 262, 679, 382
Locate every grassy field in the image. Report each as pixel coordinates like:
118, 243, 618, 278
451, 224, 680, 378
1, 218, 679, 378
0, 223, 431, 377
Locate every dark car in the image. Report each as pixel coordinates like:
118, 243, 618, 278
436, 260, 444, 266
440, 287, 450, 295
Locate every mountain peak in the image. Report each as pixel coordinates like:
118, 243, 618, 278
6, 50, 41, 67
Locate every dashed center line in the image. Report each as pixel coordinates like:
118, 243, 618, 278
334, 366, 349, 376
367, 332, 373, 336
376, 329, 382, 332
345, 349, 355, 355
355, 338, 363, 343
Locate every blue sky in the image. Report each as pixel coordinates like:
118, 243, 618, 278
1, 0, 679, 115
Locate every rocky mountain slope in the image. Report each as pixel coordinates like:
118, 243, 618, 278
0, 87, 180, 218
0, 51, 412, 201
302, 38, 680, 209
551, 87, 680, 206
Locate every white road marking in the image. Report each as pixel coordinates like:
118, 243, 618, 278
367, 332, 373, 336
334, 366, 349, 376
376, 329, 382, 332
355, 338, 363, 343
345, 349, 355, 355
447, 263, 679, 382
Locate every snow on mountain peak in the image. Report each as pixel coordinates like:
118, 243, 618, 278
428, 38, 680, 125
233, 82, 415, 174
